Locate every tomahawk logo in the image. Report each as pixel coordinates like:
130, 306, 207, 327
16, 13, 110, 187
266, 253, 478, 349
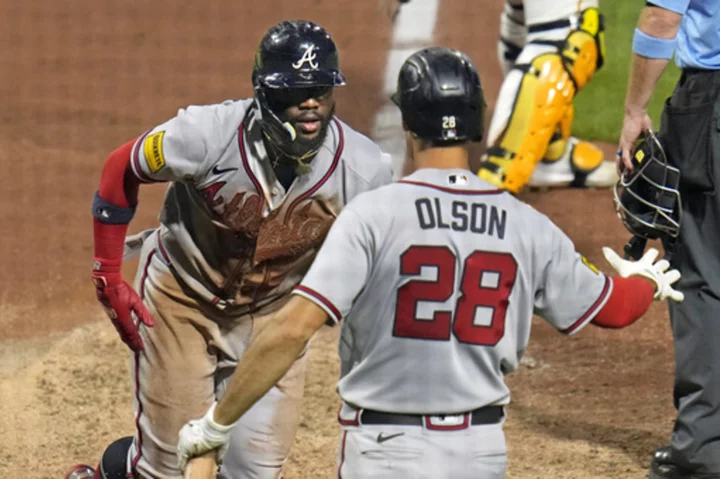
292, 45, 319, 70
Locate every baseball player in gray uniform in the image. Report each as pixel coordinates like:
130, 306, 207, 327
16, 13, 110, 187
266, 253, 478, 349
64, 20, 392, 479
174, 47, 683, 478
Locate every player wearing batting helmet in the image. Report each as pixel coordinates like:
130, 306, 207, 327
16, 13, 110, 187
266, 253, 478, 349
64, 20, 392, 479
175, 46, 684, 478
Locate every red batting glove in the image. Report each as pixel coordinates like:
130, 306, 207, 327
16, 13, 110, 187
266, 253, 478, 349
92, 257, 155, 352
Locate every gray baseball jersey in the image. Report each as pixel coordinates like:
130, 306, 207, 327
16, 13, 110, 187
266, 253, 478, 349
294, 168, 611, 414
128, 99, 392, 312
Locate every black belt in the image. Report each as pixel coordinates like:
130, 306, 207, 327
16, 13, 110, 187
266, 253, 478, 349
359, 406, 504, 427
681, 68, 720, 80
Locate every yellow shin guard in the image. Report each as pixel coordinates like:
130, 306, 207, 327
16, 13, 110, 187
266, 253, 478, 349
478, 7, 606, 194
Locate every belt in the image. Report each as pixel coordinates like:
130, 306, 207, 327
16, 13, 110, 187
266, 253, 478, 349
683, 67, 720, 74
359, 406, 504, 428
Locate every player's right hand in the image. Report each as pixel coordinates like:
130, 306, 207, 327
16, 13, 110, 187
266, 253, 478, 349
92, 260, 155, 352
602, 247, 684, 303
177, 403, 234, 472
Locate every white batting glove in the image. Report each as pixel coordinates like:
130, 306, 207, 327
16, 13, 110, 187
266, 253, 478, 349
602, 247, 684, 303
177, 403, 234, 472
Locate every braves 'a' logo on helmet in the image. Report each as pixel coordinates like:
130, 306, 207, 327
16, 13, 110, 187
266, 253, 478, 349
292, 45, 319, 70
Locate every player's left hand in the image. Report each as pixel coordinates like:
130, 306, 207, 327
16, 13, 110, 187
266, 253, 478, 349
177, 403, 234, 472
617, 109, 652, 174
602, 246, 684, 302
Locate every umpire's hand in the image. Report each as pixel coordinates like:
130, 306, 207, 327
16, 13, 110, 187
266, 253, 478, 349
617, 109, 653, 174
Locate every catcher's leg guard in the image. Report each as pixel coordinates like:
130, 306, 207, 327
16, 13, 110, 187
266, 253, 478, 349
544, 129, 569, 162
528, 137, 616, 188
479, 51, 577, 193
535, 98, 613, 188
479, 7, 606, 194
498, 0, 526, 75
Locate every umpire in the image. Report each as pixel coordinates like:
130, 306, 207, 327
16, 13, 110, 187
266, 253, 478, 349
617, 1, 720, 478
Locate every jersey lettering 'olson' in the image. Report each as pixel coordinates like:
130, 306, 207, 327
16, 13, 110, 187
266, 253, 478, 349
415, 197, 507, 239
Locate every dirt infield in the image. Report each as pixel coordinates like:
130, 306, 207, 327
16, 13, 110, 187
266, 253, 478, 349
0, 1, 675, 478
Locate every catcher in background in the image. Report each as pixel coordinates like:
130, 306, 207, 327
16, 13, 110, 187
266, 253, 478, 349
477, 0, 618, 193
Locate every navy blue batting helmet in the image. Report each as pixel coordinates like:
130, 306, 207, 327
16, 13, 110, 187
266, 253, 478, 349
392, 47, 486, 144
252, 20, 346, 89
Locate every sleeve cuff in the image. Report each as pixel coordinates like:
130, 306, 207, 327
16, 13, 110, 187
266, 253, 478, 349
293, 285, 343, 324
561, 275, 613, 335
646, 0, 689, 15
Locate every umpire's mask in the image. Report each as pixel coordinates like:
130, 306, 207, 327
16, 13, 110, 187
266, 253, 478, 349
614, 130, 682, 241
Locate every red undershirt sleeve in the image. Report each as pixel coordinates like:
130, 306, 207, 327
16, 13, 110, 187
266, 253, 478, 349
591, 276, 655, 329
93, 138, 143, 263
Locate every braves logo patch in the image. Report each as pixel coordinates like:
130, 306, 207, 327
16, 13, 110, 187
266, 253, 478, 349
254, 200, 335, 263
292, 44, 319, 70
220, 192, 264, 236
143, 131, 166, 173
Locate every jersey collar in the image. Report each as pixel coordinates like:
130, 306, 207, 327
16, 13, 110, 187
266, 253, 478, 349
403, 168, 503, 193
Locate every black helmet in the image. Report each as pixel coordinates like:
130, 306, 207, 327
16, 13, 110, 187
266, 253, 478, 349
614, 130, 682, 243
252, 20, 346, 158
391, 47, 486, 143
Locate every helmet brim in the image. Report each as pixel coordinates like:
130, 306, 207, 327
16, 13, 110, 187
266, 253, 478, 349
257, 71, 346, 89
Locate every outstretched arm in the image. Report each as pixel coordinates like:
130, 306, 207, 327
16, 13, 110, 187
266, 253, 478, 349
534, 215, 682, 334
177, 202, 375, 473
590, 276, 655, 328
176, 296, 329, 472
591, 246, 683, 329
217, 296, 328, 425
